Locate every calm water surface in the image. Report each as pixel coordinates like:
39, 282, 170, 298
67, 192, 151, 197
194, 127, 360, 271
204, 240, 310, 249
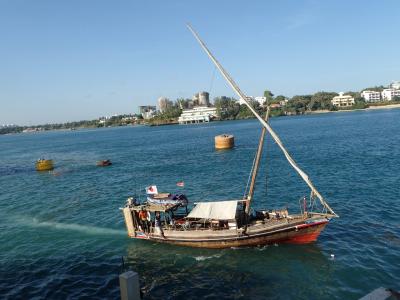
1, 109, 399, 299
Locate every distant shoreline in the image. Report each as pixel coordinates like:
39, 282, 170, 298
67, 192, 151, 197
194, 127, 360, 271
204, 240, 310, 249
3, 103, 400, 135
365, 103, 400, 110
308, 103, 400, 115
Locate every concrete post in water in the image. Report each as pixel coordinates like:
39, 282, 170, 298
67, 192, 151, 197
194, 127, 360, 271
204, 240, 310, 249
359, 287, 398, 300
120, 271, 141, 300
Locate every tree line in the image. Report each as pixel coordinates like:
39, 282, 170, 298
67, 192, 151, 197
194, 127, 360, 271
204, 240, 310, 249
214, 90, 370, 120
145, 88, 400, 123
0, 114, 143, 135
3, 88, 399, 134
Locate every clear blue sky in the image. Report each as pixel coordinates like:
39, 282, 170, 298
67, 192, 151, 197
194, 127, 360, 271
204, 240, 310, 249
1, 0, 399, 125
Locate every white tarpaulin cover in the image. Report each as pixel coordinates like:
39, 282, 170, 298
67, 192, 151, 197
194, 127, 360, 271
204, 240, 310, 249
186, 200, 238, 220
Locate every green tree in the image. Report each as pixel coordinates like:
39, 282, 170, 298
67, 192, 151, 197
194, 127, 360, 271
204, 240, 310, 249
309, 92, 338, 111
274, 95, 287, 103
352, 101, 367, 109
263, 90, 274, 105
286, 95, 312, 114
176, 98, 192, 109
236, 100, 263, 119
392, 96, 400, 102
214, 96, 240, 119
361, 86, 386, 92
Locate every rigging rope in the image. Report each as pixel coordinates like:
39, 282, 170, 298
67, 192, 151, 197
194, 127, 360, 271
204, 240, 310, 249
209, 66, 217, 95
264, 130, 269, 199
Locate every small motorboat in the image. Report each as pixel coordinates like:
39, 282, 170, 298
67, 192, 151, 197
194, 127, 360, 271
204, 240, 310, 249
96, 159, 112, 167
36, 159, 54, 171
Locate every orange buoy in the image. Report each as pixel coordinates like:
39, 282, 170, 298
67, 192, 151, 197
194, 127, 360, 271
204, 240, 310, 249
215, 134, 234, 150
36, 159, 54, 171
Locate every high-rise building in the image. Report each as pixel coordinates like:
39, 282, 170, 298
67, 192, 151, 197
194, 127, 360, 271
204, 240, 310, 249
198, 91, 210, 106
192, 91, 210, 106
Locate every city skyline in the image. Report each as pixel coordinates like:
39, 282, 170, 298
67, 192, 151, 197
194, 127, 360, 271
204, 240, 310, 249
1, 0, 399, 125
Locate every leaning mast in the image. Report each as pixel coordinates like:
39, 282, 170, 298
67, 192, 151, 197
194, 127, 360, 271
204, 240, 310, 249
245, 107, 270, 215
187, 24, 338, 217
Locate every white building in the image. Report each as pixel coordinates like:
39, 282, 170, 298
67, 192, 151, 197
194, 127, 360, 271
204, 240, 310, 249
381, 89, 400, 101
178, 106, 218, 124
138, 105, 157, 119
390, 81, 400, 90
239, 96, 266, 106
331, 92, 355, 107
238, 96, 251, 105
254, 96, 267, 106
361, 90, 381, 102
279, 99, 289, 106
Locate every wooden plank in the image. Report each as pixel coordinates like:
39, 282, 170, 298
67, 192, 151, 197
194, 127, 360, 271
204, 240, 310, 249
123, 207, 135, 237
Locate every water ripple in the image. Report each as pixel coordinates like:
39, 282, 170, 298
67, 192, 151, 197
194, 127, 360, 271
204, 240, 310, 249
1, 111, 400, 298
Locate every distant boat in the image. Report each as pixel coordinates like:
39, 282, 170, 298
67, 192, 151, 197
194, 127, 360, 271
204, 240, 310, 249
120, 25, 338, 248
96, 159, 112, 167
36, 159, 54, 171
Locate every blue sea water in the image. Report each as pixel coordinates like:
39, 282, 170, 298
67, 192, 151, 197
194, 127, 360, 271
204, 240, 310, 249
0, 109, 399, 299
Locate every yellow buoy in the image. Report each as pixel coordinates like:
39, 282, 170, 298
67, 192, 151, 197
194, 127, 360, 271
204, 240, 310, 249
215, 134, 234, 150
36, 159, 54, 171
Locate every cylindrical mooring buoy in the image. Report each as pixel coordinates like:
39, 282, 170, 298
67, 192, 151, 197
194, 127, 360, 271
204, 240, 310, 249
215, 134, 234, 150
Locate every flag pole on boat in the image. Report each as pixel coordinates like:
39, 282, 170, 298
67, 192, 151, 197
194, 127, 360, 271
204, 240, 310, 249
186, 23, 338, 218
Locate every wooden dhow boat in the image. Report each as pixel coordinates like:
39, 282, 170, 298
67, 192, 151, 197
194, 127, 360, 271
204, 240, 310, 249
120, 25, 338, 249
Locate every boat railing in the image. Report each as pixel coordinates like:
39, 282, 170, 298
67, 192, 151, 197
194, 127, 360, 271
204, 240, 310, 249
161, 219, 238, 232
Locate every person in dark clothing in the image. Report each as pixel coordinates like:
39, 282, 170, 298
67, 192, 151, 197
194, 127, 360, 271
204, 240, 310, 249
155, 212, 165, 238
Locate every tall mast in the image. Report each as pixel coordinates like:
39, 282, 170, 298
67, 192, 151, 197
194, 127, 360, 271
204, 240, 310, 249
245, 107, 270, 215
187, 24, 338, 217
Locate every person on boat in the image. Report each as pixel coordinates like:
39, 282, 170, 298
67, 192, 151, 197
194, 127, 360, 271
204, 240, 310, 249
154, 211, 165, 238
138, 209, 148, 233
127, 197, 138, 207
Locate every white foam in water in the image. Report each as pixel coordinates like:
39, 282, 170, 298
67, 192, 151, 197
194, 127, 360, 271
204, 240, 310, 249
193, 254, 222, 261
257, 245, 269, 251
17, 216, 125, 235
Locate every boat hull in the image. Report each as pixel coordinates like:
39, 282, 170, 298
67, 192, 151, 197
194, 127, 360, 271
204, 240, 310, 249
130, 219, 328, 249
